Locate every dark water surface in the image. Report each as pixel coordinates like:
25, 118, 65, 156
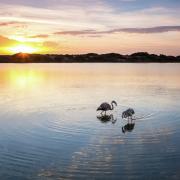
0, 63, 180, 179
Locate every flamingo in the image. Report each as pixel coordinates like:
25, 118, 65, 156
97, 101, 117, 115
122, 108, 135, 120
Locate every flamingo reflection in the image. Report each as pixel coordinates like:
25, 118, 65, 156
122, 122, 135, 134
97, 114, 117, 124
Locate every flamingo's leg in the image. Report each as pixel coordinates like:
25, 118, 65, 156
130, 116, 133, 123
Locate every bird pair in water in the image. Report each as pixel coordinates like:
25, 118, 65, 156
96, 100, 135, 120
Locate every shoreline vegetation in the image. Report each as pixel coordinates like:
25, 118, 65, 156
0, 52, 180, 63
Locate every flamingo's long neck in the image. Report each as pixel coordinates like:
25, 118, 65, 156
111, 102, 114, 110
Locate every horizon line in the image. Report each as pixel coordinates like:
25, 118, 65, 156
0, 52, 179, 57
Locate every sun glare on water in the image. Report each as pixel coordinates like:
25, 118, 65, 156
8, 45, 37, 54
9, 70, 44, 89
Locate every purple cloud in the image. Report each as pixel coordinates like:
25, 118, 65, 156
111, 26, 180, 34
54, 26, 180, 36
28, 34, 49, 38
54, 30, 98, 36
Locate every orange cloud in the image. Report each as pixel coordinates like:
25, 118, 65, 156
41, 41, 62, 53
0, 21, 26, 27
0, 35, 17, 46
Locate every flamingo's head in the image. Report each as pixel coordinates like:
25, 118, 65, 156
111, 100, 117, 106
129, 108, 135, 115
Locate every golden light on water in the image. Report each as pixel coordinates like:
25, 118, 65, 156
13, 72, 36, 88
9, 70, 44, 89
8, 45, 38, 54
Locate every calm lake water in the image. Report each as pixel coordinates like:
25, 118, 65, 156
0, 63, 180, 179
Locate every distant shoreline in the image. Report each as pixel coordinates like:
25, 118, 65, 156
0, 52, 180, 63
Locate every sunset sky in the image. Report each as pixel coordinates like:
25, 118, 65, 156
0, 0, 180, 55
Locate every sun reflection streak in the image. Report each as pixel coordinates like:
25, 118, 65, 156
9, 69, 44, 89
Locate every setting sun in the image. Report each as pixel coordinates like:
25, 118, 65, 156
8, 45, 38, 54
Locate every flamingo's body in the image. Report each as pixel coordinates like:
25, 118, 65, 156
122, 108, 135, 120
97, 101, 117, 115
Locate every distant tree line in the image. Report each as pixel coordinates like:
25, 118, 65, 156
0, 52, 180, 63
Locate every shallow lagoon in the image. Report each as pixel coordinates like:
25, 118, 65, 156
0, 63, 180, 179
